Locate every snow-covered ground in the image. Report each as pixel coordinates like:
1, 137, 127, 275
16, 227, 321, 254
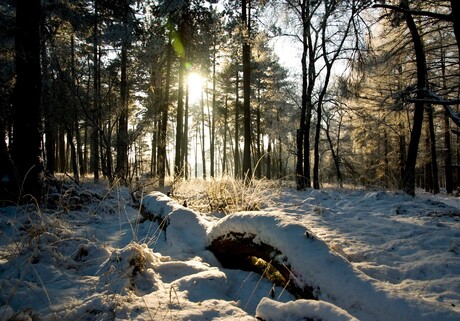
0, 180, 459, 320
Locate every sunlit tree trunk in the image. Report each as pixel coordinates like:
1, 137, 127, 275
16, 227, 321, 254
222, 95, 228, 174
174, 57, 185, 177
158, 40, 172, 188
201, 90, 207, 179
183, 83, 189, 180
210, 42, 217, 178
234, 69, 241, 179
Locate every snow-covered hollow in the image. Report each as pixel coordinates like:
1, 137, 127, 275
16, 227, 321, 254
206, 210, 459, 321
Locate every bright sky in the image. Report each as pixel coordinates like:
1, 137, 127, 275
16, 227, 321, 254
187, 71, 206, 105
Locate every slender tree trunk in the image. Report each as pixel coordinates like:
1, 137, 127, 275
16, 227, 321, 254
210, 42, 217, 178
91, 0, 100, 183
12, 0, 43, 201
296, 1, 310, 190
201, 90, 207, 179
67, 127, 80, 184
58, 124, 66, 172
158, 40, 172, 188
222, 95, 228, 174
441, 49, 454, 193
324, 121, 343, 188
116, 2, 129, 184
401, 0, 428, 196
427, 105, 440, 194
42, 42, 55, 176
70, 35, 84, 177
183, 83, 189, 180
255, 105, 261, 179
175, 57, 185, 177
242, 0, 252, 180
234, 69, 241, 179
267, 140, 272, 179
424, 123, 432, 192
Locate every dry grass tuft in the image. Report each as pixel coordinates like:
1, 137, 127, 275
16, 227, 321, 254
171, 176, 283, 214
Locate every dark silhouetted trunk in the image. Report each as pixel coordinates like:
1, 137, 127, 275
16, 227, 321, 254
242, 0, 252, 180
401, 0, 428, 196
12, 0, 43, 202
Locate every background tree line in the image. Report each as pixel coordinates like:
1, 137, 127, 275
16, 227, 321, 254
0, 0, 459, 205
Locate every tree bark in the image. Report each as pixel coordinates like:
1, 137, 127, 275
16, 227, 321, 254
91, 0, 100, 183
210, 42, 217, 178
158, 40, 172, 188
116, 4, 129, 184
222, 95, 228, 174
401, 0, 428, 196
296, 0, 311, 191
174, 57, 185, 177
12, 0, 43, 202
427, 106, 439, 194
234, 69, 241, 179
242, 0, 252, 180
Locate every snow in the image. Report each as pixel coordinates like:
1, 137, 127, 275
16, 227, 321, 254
0, 181, 459, 321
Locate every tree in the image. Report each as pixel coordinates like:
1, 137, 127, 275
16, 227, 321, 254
10, 0, 43, 202
242, 0, 252, 180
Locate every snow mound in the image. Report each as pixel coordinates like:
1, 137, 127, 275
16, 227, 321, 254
97, 242, 160, 295
256, 297, 359, 321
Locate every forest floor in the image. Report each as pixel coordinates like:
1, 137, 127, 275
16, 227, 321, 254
0, 177, 459, 321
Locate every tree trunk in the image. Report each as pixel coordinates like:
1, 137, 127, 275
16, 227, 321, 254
324, 121, 343, 188
91, 0, 100, 183
255, 105, 262, 179
234, 70, 241, 179
67, 127, 80, 184
210, 42, 217, 178
424, 123, 432, 192
427, 106, 439, 194
401, 0, 428, 196
183, 82, 189, 180
266, 140, 272, 179
222, 95, 228, 174
12, 0, 43, 202
242, 0, 252, 180
58, 124, 66, 172
296, 1, 311, 191
201, 90, 207, 180
174, 57, 185, 177
116, 2, 129, 184
158, 40, 172, 188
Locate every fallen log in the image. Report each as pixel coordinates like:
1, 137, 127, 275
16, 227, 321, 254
208, 231, 317, 300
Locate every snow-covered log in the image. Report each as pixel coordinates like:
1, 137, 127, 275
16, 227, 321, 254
208, 231, 317, 300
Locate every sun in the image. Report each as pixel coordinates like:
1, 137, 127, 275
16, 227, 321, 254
187, 72, 206, 105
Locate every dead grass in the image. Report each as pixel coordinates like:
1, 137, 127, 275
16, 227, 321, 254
171, 176, 283, 214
